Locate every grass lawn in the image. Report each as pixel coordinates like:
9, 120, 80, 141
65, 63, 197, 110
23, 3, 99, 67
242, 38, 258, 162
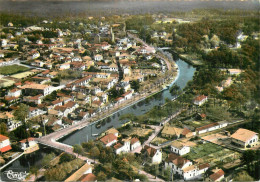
0, 65, 30, 75
184, 142, 223, 160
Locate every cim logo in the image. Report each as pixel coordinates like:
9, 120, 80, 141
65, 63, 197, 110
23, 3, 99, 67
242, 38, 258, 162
2, 170, 29, 181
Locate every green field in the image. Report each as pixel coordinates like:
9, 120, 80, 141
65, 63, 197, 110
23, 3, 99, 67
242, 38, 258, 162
0, 65, 30, 75
184, 143, 223, 160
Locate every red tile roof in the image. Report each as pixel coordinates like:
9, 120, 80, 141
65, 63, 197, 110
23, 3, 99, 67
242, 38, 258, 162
209, 169, 225, 181
166, 153, 190, 168
100, 133, 117, 145
194, 95, 208, 102
198, 163, 210, 170
0, 134, 9, 142
20, 137, 35, 143
114, 143, 123, 150
0, 145, 12, 153
78, 173, 96, 182
144, 145, 158, 158
130, 137, 140, 145
196, 122, 219, 132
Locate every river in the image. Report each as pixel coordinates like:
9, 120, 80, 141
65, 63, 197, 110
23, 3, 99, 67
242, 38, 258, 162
60, 58, 196, 145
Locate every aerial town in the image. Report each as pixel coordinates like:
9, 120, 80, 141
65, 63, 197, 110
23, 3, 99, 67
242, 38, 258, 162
0, 3, 259, 182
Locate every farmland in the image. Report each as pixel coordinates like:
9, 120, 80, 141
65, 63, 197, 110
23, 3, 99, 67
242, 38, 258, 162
0, 64, 30, 75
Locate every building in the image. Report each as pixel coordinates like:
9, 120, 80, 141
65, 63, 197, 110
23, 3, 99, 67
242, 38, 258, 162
161, 126, 193, 139
100, 133, 117, 147
130, 137, 141, 151
105, 128, 119, 137
165, 153, 209, 180
114, 140, 130, 155
230, 128, 258, 148
78, 173, 97, 182
65, 163, 93, 182
171, 141, 190, 156
0, 134, 12, 153
208, 168, 225, 182
21, 83, 54, 96
20, 137, 38, 150
143, 145, 162, 164
196, 122, 228, 135
194, 95, 208, 106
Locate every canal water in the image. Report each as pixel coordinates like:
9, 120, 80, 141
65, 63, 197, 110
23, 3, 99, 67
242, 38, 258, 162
60, 58, 196, 145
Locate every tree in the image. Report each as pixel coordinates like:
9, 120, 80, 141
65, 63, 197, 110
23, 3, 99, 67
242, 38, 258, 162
59, 153, 74, 163
130, 80, 140, 92
233, 171, 254, 181
42, 153, 55, 167
0, 122, 8, 136
73, 144, 84, 157
14, 103, 29, 123
96, 171, 107, 181
89, 146, 100, 162
30, 166, 39, 181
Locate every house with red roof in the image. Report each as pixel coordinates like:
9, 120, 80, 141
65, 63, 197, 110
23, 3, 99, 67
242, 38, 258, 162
194, 95, 208, 106
100, 133, 117, 147
143, 145, 162, 164
231, 128, 258, 148
78, 173, 97, 182
165, 153, 209, 180
208, 168, 225, 182
130, 137, 141, 151
0, 134, 12, 153
20, 137, 38, 150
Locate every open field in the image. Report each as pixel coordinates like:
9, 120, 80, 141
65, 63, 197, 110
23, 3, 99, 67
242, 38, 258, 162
151, 137, 168, 145
0, 64, 29, 75
11, 70, 35, 79
122, 127, 153, 137
0, 78, 15, 87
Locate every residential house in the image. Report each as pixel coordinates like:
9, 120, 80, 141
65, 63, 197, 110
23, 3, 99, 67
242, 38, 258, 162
0, 134, 12, 153
21, 83, 54, 96
208, 168, 225, 182
230, 128, 258, 148
65, 163, 93, 182
194, 95, 208, 106
7, 88, 22, 97
100, 133, 117, 147
23, 94, 43, 105
171, 141, 190, 156
143, 145, 162, 164
114, 139, 130, 155
165, 153, 209, 180
130, 137, 141, 151
78, 173, 97, 182
20, 137, 38, 150
94, 54, 103, 61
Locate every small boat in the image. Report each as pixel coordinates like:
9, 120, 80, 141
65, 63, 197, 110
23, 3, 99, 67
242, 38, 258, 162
92, 133, 99, 136
95, 122, 101, 129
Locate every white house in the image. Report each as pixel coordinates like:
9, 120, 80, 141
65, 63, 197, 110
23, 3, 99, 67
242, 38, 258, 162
21, 83, 54, 96
94, 54, 103, 61
231, 128, 258, 148
165, 153, 209, 180
114, 140, 130, 155
20, 137, 38, 150
130, 138, 141, 151
7, 88, 22, 97
209, 168, 225, 182
171, 141, 190, 156
194, 95, 208, 106
122, 90, 133, 100
144, 145, 162, 164
100, 133, 117, 147
0, 134, 12, 153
